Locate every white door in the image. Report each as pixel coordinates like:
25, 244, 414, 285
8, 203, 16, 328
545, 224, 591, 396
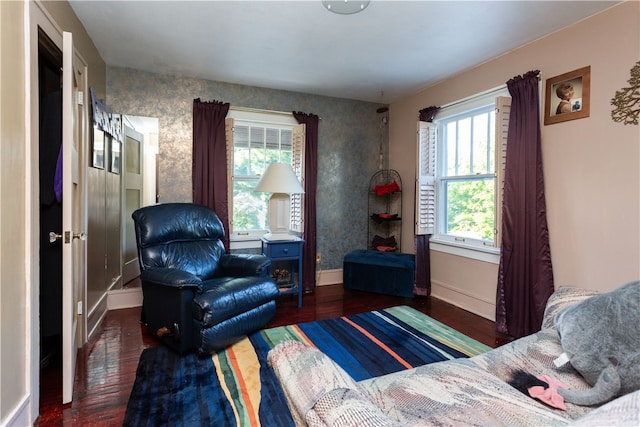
122, 126, 144, 283
61, 31, 87, 404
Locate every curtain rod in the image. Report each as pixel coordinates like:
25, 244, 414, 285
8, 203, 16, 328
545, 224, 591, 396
230, 106, 322, 120
439, 84, 508, 110
438, 73, 541, 111
230, 106, 293, 117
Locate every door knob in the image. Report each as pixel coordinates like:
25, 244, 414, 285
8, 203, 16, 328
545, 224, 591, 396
49, 231, 87, 243
73, 232, 87, 241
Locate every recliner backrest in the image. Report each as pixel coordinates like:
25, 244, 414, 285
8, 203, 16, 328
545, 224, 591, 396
132, 203, 226, 280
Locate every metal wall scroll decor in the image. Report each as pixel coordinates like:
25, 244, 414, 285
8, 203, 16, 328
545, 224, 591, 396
611, 61, 640, 126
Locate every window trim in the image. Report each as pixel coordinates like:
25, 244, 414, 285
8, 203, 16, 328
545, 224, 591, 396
416, 87, 509, 262
436, 103, 497, 247
226, 108, 301, 250
430, 239, 500, 264
437, 85, 507, 120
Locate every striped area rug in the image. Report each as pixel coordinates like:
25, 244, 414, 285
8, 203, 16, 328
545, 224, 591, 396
124, 305, 491, 426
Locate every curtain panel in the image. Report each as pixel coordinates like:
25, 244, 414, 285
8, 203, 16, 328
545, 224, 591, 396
414, 235, 431, 296
293, 111, 319, 292
495, 71, 554, 338
192, 98, 231, 251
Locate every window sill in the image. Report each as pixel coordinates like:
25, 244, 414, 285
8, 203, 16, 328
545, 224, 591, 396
230, 238, 261, 251
230, 230, 302, 251
430, 237, 500, 264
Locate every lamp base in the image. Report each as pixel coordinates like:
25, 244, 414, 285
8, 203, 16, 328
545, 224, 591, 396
266, 193, 292, 240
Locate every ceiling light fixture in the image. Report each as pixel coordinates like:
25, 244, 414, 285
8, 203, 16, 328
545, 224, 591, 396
322, 0, 370, 15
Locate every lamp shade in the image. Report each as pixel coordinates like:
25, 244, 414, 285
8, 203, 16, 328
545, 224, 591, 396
255, 163, 304, 194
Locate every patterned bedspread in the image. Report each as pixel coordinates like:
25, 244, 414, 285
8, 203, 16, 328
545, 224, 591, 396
268, 286, 640, 426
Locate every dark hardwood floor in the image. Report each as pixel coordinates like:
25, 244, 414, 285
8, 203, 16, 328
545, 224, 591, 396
36, 284, 510, 426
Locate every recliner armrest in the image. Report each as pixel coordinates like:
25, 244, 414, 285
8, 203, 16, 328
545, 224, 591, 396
219, 254, 271, 277
140, 268, 202, 289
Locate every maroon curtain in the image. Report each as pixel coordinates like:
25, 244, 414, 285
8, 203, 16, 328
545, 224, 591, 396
192, 98, 231, 251
419, 106, 439, 122
293, 111, 319, 292
414, 235, 431, 296
413, 106, 439, 296
496, 71, 554, 338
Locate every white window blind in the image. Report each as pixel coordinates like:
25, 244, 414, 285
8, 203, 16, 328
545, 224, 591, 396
494, 96, 511, 248
290, 124, 305, 233
416, 121, 436, 235
225, 117, 234, 210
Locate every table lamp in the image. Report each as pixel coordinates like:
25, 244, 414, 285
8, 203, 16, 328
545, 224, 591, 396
255, 163, 304, 240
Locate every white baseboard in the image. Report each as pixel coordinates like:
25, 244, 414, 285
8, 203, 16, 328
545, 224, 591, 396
107, 287, 143, 310
314, 271, 495, 324
87, 295, 109, 341
316, 268, 342, 286
103, 270, 341, 311
2, 393, 30, 427
101, 272, 493, 324
430, 279, 496, 321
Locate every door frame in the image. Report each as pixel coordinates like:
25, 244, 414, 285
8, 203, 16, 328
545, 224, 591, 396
122, 125, 144, 284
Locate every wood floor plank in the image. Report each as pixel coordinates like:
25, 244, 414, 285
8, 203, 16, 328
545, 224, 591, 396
36, 284, 509, 426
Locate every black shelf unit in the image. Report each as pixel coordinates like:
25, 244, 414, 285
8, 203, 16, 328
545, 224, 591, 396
368, 169, 402, 252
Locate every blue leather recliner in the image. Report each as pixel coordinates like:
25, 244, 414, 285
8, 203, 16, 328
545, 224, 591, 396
132, 203, 280, 355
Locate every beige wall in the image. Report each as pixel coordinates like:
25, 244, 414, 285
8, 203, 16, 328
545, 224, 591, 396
0, 1, 28, 424
390, 2, 640, 320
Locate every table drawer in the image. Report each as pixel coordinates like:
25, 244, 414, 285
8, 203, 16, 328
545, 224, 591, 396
264, 241, 301, 258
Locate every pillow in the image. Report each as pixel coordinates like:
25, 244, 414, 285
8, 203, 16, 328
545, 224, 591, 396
311, 388, 397, 427
554, 281, 640, 406
371, 235, 397, 250
569, 389, 640, 426
541, 286, 599, 330
268, 341, 379, 424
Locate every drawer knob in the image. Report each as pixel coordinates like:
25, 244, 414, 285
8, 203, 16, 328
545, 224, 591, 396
283, 248, 289, 254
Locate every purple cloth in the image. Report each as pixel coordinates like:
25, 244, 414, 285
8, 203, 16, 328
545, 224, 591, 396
496, 70, 554, 338
54, 147, 62, 202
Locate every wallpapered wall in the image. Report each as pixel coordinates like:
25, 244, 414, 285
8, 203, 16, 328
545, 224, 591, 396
106, 66, 389, 269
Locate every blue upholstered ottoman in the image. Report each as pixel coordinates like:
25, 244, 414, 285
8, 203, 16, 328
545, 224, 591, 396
343, 250, 415, 298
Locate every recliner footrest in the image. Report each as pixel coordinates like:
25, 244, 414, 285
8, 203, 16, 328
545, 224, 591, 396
195, 301, 277, 355
192, 276, 280, 327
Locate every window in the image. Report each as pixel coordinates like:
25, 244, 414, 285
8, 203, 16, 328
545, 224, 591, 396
226, 109, 304, 247
416, 90, 510, 259
440, 105, 496, 244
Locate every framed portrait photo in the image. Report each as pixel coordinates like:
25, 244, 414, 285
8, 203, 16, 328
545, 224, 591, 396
544, 66, 591, 125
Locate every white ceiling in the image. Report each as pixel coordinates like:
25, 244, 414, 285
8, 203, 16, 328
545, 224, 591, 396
69, 1, 619, 103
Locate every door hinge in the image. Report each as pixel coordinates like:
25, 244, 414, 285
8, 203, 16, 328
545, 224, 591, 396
77, 301, 83, 315
77, 91, 84, 105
